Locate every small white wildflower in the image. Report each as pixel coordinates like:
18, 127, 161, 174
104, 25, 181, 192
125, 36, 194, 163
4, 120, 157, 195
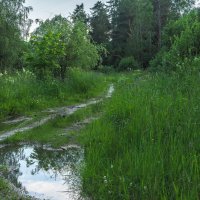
144, 186, 147, 190
111, 164, 113, 169
103, 176, 108, 184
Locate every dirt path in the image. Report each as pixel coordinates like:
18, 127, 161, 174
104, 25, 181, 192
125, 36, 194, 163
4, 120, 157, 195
0, 84, 114, 142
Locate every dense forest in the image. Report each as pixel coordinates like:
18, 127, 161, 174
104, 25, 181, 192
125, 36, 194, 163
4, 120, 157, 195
0, 0, 200, 199
1, 0, 199, 74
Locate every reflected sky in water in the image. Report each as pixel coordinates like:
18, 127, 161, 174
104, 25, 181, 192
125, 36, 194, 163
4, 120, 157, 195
0, 145, 84, 200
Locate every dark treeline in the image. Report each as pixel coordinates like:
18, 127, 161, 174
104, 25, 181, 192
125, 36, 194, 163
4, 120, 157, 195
0, 0, 200, 77
88, 0, 197, 69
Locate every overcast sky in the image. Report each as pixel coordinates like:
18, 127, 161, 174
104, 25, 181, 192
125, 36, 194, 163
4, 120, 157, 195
25, 0, 200, 32
25, 0, 107, 32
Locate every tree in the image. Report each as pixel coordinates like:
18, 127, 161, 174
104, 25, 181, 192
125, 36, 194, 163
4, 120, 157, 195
0, 0, 32, 71
150, 8, 200, 71
90, 1, 111, 45
105, 0, 195, 69
107, 0, 134, 66
26, 15, 99, 80
152, 0, 195, 49
107, 0, 154, 68
71, 3, 88, 24
68, 21, 99, 70
125, 0, 155, 67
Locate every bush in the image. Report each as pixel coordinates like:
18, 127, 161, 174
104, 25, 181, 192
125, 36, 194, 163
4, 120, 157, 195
149, 48, 168, 72
150, 48, 181, 72
98, 65, 115, 74
150, 10, 200, 72
26, 17, 99, 80
118, 57, 140, 71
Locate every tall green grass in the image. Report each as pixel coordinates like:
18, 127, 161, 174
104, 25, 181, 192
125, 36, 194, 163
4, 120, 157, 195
0, 69, 106, 119
81, 69, 200, 199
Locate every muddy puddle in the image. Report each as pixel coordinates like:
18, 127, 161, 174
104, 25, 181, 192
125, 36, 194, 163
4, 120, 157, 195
0, 145, 84, 200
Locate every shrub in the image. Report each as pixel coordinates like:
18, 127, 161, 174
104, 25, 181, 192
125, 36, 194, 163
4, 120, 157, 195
150, 10, 200, 72
118, 57, 140, 71
98, 65, 115, 74
26, 16, 99, 80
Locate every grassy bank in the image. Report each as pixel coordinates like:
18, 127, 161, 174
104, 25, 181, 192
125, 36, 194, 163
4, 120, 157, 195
0, 68, 107, 199
0, 166, 31, 200
81, 69, 200, 199
0, 178, 32, 200
0, 69, 107, 120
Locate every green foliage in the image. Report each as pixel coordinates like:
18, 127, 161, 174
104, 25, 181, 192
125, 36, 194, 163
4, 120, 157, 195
105, 0, 194, 68
81, 69, 200, 199
0, 21, 22, 71
69, 21, 99, 70
118, 57, 140, 71
71, 3, 88, 24
162, 10, 199, 48
152, 0, 195, 50
151, 9, 200, 71
0, 0, 32, 71
125, 0, 155, 67
25, 16, 70, 79
26, 16, 99, 79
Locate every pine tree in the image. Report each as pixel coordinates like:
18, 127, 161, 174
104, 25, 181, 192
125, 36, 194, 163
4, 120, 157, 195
107, 0, 154, 67
107, 0, 134, 65
126, 0, 154, 67
71, 3, 88, 24
105, 0, 195, 68
90, 1, 111, 45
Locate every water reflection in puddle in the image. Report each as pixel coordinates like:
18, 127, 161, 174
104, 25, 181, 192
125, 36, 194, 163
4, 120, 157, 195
0, 145, 84, 200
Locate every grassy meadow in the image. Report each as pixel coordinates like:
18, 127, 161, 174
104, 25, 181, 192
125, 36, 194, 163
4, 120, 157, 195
80, 68, 200, 199
0, 68, 199, 199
